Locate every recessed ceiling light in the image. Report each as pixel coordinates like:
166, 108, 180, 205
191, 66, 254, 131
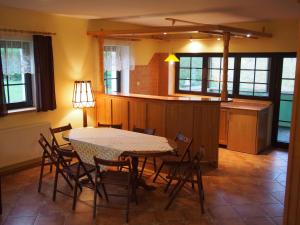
163, 32, 167, 35
246, 34, 251, 38
217, 38, 221, 41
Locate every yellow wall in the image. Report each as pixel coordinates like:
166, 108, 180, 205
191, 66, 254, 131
0, 5, 98, 130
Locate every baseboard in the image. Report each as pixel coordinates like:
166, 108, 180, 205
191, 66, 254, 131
0, 158, 40, 176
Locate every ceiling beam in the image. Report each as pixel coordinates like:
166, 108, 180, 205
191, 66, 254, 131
87, 24, 272, 39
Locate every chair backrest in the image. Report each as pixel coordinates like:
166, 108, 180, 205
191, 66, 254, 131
54, 147, 78, 165
50, 123, 72, 147
174, 132, 193, 162
133, 126, 156, 135
53, 147, 91, 177
38, 133, 56, 161
97, 123, 122, 129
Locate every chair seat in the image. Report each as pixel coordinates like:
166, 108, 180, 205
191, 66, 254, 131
60, 144, 73, 151
161, 155, 189, 165
98, 171, 130, 186
64, 162, 95, 178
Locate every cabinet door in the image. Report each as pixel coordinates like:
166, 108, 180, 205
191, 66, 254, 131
112, 98, 129, 130
219, 109, 228, 145
227, 109, 258, 154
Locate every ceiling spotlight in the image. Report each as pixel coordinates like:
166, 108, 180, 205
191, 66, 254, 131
217, 38, 221, 41
246, 34, 251, 38
163, 32, 167, 35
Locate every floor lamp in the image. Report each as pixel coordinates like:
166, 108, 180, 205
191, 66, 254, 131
72, 80, 95, 127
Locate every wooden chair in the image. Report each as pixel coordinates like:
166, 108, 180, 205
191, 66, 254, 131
97, 123, 122, 129
132, 126, 156, 178
53, 147, 101, 210
50, 124, 73, 150
93, 156, 134, 223
165, 147, 205, 213
152, 132, 193, 187
38, 133, 73, 193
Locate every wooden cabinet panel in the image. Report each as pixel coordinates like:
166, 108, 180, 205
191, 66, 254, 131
227, 109, 258, 154
193, 103, 220, 166
96, 96, 111, 124
111, 98, 129, 130
165, 103, 193, 140
129, 100, 146, 130
95, 93, 221, 166
219, 109, 228, 145
146, 102, 166, 136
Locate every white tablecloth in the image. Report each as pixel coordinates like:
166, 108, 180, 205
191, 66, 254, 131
63, 127, 175, 165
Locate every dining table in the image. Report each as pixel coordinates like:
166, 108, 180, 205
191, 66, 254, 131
62, 127, 177, 197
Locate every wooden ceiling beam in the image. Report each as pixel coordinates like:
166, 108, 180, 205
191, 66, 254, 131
87, 22, 272, 39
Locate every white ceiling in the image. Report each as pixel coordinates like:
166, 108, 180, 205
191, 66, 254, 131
0, 0, 300, 26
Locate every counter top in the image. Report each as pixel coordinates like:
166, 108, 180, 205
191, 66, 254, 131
221, 102, 271, 111
100, 92, 228, 102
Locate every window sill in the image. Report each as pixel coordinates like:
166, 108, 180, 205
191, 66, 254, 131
8, 107, 37, 115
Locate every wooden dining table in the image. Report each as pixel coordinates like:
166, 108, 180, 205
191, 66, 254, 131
62, 127, 177, 195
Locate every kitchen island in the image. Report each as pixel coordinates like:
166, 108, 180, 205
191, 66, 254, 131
95, 92, 226, 167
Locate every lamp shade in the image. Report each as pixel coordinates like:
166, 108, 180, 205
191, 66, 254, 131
72, 80, 95, 108
164, 53, 179, 63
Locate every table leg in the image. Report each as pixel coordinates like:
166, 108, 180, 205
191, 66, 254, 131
131, 156, 156, 194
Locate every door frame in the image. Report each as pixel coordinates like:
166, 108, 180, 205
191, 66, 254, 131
271, 53, 297, 149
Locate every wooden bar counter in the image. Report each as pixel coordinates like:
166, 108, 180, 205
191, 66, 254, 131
95, 93, 224, 167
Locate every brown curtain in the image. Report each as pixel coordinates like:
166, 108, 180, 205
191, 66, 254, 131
0, 52, 7, 117
33, 35, 56, 111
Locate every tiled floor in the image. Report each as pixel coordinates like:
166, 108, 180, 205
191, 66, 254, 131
0, 148, 288, 225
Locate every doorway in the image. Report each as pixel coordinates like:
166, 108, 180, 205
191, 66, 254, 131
275, 56, 297, 147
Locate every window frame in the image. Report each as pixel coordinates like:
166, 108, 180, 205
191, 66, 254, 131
175, 52, 297, 101
1, 39, 35, 110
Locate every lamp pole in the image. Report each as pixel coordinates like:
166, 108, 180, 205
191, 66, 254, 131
83, 107, 87, 127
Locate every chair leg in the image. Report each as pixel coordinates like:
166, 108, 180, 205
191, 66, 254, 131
52, 166, 59, 201
169, 178, 182, 197
164, 167, 177, 193
191, 171, 195, 191
61, 171, 73, 190
153, 158, 157, 172
38, 157, 45, 193
139, 157, 147, 179
196, 169, 205, 213
165, 179, 185, 210
93, 183, 97, 219
50, 164, 53, 173
126, 184, 131, 223
72, 179, 78, 210
152, 162, 164, 183
102, 184, 109, 202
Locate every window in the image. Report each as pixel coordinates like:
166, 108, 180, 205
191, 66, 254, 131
175, 53, 286, 100
178, 57, 203, 92
104, 46, 122, 93
207, 57, 235, 94
1, 40, 34, 109
239, 57, 270, 97
104, 70, 121, 93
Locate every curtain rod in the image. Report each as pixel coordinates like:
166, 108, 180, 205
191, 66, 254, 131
0, 28, 56, 36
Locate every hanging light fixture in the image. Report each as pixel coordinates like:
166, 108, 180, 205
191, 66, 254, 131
164, 53, 179, 63
164, 19, 180, 63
